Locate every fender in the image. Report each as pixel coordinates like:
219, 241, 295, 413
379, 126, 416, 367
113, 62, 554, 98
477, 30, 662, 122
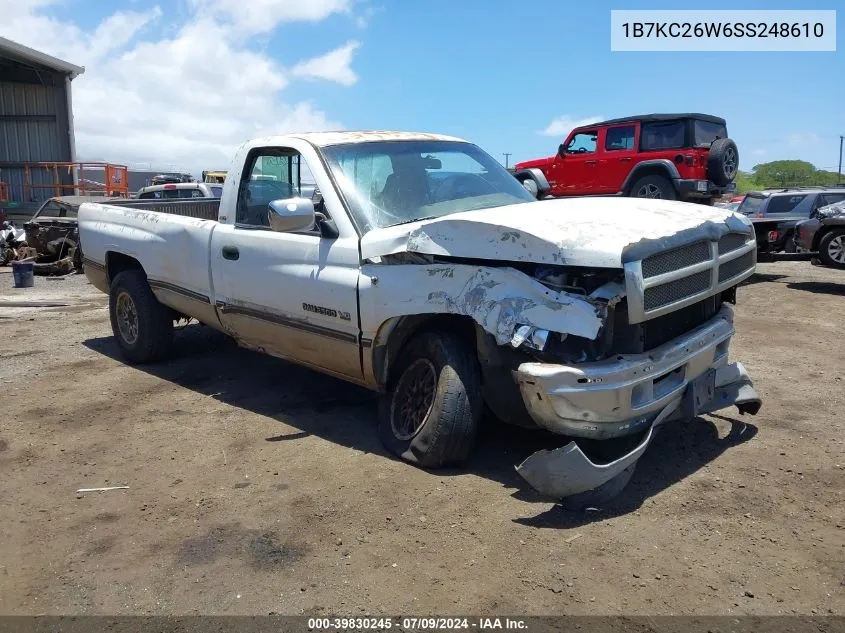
512, 168, 551, 197
621, 159, 681, 194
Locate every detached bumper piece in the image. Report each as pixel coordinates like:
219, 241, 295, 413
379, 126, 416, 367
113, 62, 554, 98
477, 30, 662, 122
515, 360, 761, 501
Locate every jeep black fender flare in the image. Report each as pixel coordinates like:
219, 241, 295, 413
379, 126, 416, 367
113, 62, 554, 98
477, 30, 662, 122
621, 160, 681, 195
512, 168, 551, 198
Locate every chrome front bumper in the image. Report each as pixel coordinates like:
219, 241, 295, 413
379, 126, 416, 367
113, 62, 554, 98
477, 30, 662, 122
513, 304, 762, 499
516, 305, 753, 440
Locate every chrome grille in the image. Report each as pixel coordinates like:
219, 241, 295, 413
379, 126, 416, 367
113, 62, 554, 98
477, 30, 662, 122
718, 233, 749, 255
719, 251, 755, 283
643, 270, 711, 311
642, 241, 710, 278
626, 229, 757, 324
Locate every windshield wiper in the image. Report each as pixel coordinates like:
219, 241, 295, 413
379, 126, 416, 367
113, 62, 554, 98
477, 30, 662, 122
390, 215, 439, 227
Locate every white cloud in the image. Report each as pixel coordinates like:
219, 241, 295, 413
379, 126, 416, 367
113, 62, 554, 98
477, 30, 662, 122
193, 0, 351, 34
0, 0, 357, 175
291, 41, 361, 86
540, 115, 603, 137
355, 5, 381, 28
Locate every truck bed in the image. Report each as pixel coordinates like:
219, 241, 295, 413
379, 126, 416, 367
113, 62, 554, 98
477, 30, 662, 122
108, 198, 220, 222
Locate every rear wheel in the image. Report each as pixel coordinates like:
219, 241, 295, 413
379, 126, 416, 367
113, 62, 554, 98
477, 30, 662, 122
631, 175, 677, 200
109, 270, 174, 363
818, 230, 845, 269
378, 331, 482, 467
707, 138, 739, 186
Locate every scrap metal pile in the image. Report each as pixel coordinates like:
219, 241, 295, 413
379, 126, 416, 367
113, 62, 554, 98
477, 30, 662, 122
1, 216, 81, 275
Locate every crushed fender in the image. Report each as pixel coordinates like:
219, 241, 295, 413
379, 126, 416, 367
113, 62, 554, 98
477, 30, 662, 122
361, 263, 606, 345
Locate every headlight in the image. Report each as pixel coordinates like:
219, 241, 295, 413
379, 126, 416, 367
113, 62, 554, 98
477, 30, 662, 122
511, 325, 549, 351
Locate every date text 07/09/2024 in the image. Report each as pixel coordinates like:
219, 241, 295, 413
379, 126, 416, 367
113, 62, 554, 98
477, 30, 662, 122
306, 617, 528, 630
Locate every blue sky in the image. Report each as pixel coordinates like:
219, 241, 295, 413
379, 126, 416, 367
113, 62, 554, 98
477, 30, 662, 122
6, 0, 844, 174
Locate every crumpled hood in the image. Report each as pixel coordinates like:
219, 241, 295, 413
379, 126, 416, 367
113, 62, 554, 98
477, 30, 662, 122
817, 201, 845, 219
361, 197, 753, 268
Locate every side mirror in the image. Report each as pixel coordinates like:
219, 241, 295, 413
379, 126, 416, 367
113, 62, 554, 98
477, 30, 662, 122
513, 168, 551, 199
268, 198, 315, 233
558, 144, 567, 158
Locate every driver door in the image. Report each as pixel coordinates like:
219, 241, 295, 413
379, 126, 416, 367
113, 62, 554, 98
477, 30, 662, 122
547, 130, 599, 196
210, 146, 362, 380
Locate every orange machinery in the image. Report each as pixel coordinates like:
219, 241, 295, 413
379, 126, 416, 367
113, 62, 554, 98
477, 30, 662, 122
21, 162, 130, 199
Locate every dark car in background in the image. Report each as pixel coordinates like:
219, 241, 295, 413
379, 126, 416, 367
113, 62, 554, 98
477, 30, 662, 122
794, 200, 845, 269
737, 187, 845, 259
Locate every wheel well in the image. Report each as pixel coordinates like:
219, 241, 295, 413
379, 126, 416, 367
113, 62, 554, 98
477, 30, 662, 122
106, 251, 144, 285
816, 226, 843, 251
624, 167, 676, 195
373, 314, 478, 391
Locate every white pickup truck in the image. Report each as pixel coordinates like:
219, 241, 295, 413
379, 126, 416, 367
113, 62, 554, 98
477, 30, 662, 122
79, 131, 762, 505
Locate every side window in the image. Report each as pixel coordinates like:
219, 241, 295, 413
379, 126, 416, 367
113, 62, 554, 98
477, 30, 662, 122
236, 149, 313, 228
766, 195, 807, 214
566, 132, 598, 154
641, 120, 686, 150
605, 125, 636, 151
819, 193, 845, 208
138, 191, 160, 199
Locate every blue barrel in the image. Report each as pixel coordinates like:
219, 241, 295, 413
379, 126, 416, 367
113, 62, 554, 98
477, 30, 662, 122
12, 261, 35, 288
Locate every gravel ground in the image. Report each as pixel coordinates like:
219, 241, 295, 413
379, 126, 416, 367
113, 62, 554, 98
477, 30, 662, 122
0, 261, 843, 616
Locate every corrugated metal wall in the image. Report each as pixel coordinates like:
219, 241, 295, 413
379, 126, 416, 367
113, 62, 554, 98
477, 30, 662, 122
0, 66, 72, 206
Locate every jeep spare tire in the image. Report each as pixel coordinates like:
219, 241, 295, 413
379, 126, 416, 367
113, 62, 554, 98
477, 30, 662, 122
707, 138, 739, 186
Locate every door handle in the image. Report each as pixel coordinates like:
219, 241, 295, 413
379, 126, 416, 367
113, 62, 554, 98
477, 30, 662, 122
619, 157, 632, 162
221, 245, 239, 261
585, 160, 597, 165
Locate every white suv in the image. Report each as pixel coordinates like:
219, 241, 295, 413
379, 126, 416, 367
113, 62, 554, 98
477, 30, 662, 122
135, 182, 222, 199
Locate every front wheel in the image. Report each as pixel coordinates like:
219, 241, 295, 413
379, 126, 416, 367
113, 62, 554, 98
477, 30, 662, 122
109, 270, 174, 363
378, 331, 482, 467
818, 230, 845, 269
630, 175, 677, 200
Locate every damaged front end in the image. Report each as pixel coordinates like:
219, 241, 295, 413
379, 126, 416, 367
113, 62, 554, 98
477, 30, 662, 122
362, 203, 763, 503
509, 232, 763, 501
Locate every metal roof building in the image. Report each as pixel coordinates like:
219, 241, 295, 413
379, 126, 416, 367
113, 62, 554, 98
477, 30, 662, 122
0, 36, 85, 211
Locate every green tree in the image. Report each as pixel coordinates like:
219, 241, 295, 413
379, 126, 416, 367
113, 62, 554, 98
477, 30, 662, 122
751, 160, 816, 187
735, 160, 842, 193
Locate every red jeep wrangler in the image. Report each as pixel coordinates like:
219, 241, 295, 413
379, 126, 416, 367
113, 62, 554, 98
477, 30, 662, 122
514, 113, 738, 203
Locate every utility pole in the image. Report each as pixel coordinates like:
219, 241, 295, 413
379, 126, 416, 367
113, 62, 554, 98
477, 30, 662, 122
503, 153, 512, 169
839, 135, 843, 184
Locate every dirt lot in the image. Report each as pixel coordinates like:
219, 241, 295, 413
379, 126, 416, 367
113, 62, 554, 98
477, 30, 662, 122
0, 261, 843, 616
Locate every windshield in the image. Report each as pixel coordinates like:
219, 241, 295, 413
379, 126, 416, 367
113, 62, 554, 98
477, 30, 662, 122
35, 200, 76, 219
694, 120, 728, 147
320, 140, 535, 231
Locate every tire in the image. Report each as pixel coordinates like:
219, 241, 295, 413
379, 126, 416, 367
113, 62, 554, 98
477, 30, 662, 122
818, 229, 845, 269
783, 231, 797, 254
707, 138, 739, 186
72, 244, 83, 271
630, 174, 677, 200
378, 331, 482, 468
109, 270, 174, 363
